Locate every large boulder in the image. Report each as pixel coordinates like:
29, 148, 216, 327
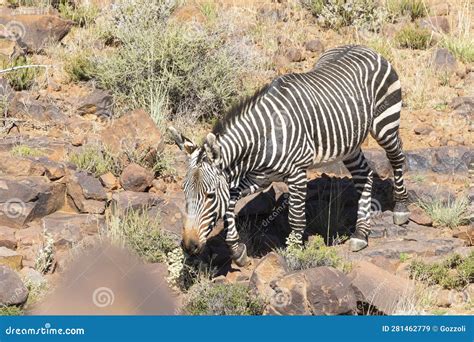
8, 92, 67, 125
67, 171, 107, 214
249, 252, 289, 301
101, 109, 164, 155
267, 266, 357, 315
348, 261, 415, 314
0, 176, 65, 228
0, 7, 72, 52
120, 163, 154, 192
0, 266, 28, 306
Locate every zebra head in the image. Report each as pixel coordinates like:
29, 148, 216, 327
168, 127, 230, 255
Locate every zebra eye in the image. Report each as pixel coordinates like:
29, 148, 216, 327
205, 191, 216, 199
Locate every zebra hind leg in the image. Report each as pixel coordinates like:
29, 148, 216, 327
343, 149, 374, 252
373, 132, 410, 225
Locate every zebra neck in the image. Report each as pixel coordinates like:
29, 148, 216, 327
218, 131, 251, 188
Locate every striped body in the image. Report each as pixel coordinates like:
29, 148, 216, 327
173, 45, 409, 261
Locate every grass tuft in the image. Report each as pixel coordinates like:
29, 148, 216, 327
394, 24, 433, 50
68, 145, 120, 177
182, 280, 265, 315
419, 196, 469, 229
10, 145, 43, 158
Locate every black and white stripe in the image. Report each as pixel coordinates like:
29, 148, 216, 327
171, 45, 410, 263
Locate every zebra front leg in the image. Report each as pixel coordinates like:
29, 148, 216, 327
287, 171, 308, 246
223, 201, 249, 267
343, 150, 374, 252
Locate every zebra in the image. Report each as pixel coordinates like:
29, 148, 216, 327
169, 45, 410, 267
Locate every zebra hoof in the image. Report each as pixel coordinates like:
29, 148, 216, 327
349, 237, 368, 252
393, 211, 410, 225
232, 243, 250, 267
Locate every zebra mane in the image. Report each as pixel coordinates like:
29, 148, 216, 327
212, 83, 271, 135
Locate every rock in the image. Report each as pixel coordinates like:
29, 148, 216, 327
303, 267, 357, 315
0, 177, 65, 228
258, 6, 287, 21
432, 48, 457, 72
120, 163, 154, 192
348, 261, 414, 314
0, 266, 28, 306
42, 212, 105, 249
408, 204, 433, 226
267, 266, 357, 315
304, 39, 324, 53
101, 109, 164, 155
33, 157, 65, 180
369, 256, 399, 274
147, 197, 183, 237
67, 171, 107, 214
151, 178, 167, 193
77, 89, 113, 119
111, 191, 162, 213
19, 267, 45, 286
273, 54, 291, 69
452, 227, 474, 246
0, 226, 16, 249
449, 96, 473, 117
419, 16, 450, 33
249, 252, 289, 301
0, 153, 46, 177
8, 92, 67, 125
285, 48, 304, 62
0, 246, 22, 270
266, 271, 310, 315
100, 172, 119, 190
0, 7, 72, 52
413, 124, 433, 135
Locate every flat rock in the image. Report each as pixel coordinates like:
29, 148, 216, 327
0, 246, 22, 270
0, 176, 65, 228
111, 191, 163, 213
249, 252, 289, 301
0, 265, 28, 306
348, 261, 414, 314
8, 92, 67, 125
408, 204, 432, 226
77, 89, 113, 119
67, 171, 107, 214
449, 96, 473, 117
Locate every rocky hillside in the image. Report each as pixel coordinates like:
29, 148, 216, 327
0, 0, 472, 316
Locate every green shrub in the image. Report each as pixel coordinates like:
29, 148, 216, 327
409, 252, 474, 289
64, 52, 96, 82
182, 281, 265, 315
419, 196, 469, 229
0, 305, 23, 316
394, 25, 432, 49
93, 0, 253, 125
10, 144, 43, 157
387, 0, 428, 21
106, 209, 177, 263
68, 145, 120, 177
278, 233, 347, 271
59, 1, 100, 27
440, 36, 474, 63
2, 56, 39, 91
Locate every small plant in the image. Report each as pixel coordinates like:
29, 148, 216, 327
278, 234, 347, 271
411, 174, 426, 184
182, 280, 265, 315
0, 305, 23, 316
199, 1, 217, 22
387, 0, 428, 20
106, 209, 177, 263
68, 145, 120, 177
419, 196, 469, 229
59, 1, 100, 27
409, 252, 474, 289
2, 56, 39, 91
440, 36, 474, 63
399, 252, 411, 262
366, 38, 394, 63
64, 52, 96, 82
35, 233, 54, 274
394, 25, 432, 49
10, 144, 43, 158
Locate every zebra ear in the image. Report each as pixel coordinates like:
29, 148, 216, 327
204, 133, 222, 166
167, 126, 197, 155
